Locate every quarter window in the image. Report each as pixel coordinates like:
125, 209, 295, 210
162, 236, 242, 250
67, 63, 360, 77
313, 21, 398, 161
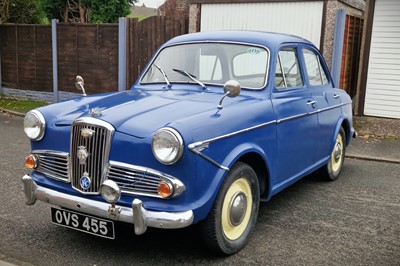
275, 48, 303, 89
303, 49, 328, 86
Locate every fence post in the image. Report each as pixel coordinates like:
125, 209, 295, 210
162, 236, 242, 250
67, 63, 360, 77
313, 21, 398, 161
331, 9, 346, 88
118, 17, 127, 91
52, 19, 59, 102
0, 47, 2, 95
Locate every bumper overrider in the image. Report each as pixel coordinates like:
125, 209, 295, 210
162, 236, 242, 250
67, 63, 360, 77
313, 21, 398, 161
22, 175, 194, 235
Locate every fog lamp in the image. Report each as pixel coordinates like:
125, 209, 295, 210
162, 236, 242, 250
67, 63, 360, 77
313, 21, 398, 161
100, 180, 121, 204
158, 181, 173, 198
25, 154, 38, 169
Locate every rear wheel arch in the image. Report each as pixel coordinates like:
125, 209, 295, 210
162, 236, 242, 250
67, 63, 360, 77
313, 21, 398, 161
340, 119, 352, 146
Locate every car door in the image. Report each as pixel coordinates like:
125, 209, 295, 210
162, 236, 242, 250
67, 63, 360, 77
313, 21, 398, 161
300, 46, 342, 160
271, 46, 320, 190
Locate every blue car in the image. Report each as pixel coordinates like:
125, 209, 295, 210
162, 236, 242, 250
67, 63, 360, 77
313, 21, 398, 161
22, 31, 355, 255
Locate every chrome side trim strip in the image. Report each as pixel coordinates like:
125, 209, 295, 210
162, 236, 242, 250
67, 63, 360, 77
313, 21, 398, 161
188, 120, 276, 149
188, 120, 276, 171
188, 101, 352, 169
22, 175, 193, 235
189, 147, 230, 171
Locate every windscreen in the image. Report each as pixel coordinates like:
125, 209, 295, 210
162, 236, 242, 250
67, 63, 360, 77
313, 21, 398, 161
141, 42, 269, 89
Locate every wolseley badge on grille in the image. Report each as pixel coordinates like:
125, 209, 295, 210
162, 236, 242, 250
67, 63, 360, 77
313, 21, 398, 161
77, 146, 89, 165
80, 172, 91, 190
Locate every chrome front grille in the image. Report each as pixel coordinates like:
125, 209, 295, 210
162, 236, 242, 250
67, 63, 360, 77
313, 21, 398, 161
70, 118, 114, 194
107, 161, 173, 198
35, 151, 69, 182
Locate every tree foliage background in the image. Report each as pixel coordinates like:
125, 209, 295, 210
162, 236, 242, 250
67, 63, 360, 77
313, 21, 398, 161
0, 0, 45, 23
0, 0, 136, 24
39, 0, 136, 23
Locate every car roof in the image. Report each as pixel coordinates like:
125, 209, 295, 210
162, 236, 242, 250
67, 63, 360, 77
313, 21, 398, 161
164, 30, 314, 50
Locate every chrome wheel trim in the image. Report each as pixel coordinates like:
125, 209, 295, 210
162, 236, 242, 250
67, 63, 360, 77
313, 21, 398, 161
229, 191, 247, 226
221, 177, 252, 240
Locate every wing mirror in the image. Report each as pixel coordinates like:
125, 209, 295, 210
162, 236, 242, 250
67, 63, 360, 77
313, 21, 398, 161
75, 75, 87, 97
217, 80, 241, 109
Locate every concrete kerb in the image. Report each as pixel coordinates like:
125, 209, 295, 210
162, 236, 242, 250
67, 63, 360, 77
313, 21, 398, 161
346, 154, 400, 164
0, 108, 25, 117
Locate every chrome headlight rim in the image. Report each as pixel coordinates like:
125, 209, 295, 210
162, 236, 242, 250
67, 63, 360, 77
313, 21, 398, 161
152, 127, 184, 165
24, 110, 46, 141
100, 180, 121, 204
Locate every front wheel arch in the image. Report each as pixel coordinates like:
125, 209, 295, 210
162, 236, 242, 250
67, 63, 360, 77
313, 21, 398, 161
200, 162, 260, 255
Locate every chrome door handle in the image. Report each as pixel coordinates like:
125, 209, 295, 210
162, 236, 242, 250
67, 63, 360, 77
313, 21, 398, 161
333, 94, 340, 99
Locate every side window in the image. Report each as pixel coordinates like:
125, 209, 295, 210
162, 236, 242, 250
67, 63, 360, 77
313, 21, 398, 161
303, 48, 328, 86
275, 48, 303, 89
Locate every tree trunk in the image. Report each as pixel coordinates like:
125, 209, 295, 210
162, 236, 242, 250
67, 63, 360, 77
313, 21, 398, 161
63, 3, 69, 22
79, 6, 86, 23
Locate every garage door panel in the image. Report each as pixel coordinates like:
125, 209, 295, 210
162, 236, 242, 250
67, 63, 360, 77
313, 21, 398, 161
200, 2, 323, 47
365, 0, 400, 118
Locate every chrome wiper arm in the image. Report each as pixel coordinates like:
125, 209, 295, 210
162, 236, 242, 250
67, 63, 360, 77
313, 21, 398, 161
173, 68, 207, 90
154, 64, 171, 87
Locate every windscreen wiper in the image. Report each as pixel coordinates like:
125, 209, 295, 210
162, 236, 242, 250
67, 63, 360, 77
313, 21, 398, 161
173, 68, 207, 90
154, 64, 171, 87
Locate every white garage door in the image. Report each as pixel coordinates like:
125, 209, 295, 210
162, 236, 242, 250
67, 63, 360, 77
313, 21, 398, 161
200, 2, 323, 47
364, 0, 400, 118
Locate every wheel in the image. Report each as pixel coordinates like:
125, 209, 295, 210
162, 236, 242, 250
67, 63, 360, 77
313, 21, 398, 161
201, 162, 260, 255
321, 127, 346, 181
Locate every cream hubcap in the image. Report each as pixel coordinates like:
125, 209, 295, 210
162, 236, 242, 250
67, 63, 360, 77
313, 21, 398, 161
221, 177, 252, 240
331, 133, 343, 172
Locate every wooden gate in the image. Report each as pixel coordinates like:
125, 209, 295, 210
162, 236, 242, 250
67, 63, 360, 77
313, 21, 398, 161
339, 15, 363, 98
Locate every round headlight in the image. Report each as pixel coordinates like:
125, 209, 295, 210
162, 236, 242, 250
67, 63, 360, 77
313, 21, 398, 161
152, 128, 183, 165
24, 110, 46, 141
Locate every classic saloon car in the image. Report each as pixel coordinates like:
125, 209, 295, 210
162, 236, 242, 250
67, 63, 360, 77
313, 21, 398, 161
22, 31, 355, 255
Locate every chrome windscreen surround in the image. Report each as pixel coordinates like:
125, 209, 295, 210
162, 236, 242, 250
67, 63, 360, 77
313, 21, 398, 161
33, 150, 69, 182
70, 117, 115, 195
106, 161, 186, 198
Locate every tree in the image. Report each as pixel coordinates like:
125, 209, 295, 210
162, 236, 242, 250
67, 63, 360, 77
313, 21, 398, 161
39, 0, 136, 23
1, 0, 45, 24
89, 0, 133, 23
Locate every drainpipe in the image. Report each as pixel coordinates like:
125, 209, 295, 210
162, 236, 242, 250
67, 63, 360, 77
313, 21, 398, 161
331, 9, 346, 88
0, 47, 2, 95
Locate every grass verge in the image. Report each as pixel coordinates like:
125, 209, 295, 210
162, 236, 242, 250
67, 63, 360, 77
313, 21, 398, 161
0, 97, 48, 114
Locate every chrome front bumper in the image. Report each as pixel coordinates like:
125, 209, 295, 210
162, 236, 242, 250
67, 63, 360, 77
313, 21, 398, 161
22, 175, 194, 235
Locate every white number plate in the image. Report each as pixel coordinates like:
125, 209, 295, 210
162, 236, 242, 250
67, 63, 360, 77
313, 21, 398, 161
51, 208, 115, 239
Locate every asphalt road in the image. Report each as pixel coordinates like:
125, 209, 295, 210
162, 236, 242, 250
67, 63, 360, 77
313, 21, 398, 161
0, 112, 399, 266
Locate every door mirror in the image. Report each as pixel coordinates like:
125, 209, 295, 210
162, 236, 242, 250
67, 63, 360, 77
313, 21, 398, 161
218, 80, 241, 109
223, 80, 241, 98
